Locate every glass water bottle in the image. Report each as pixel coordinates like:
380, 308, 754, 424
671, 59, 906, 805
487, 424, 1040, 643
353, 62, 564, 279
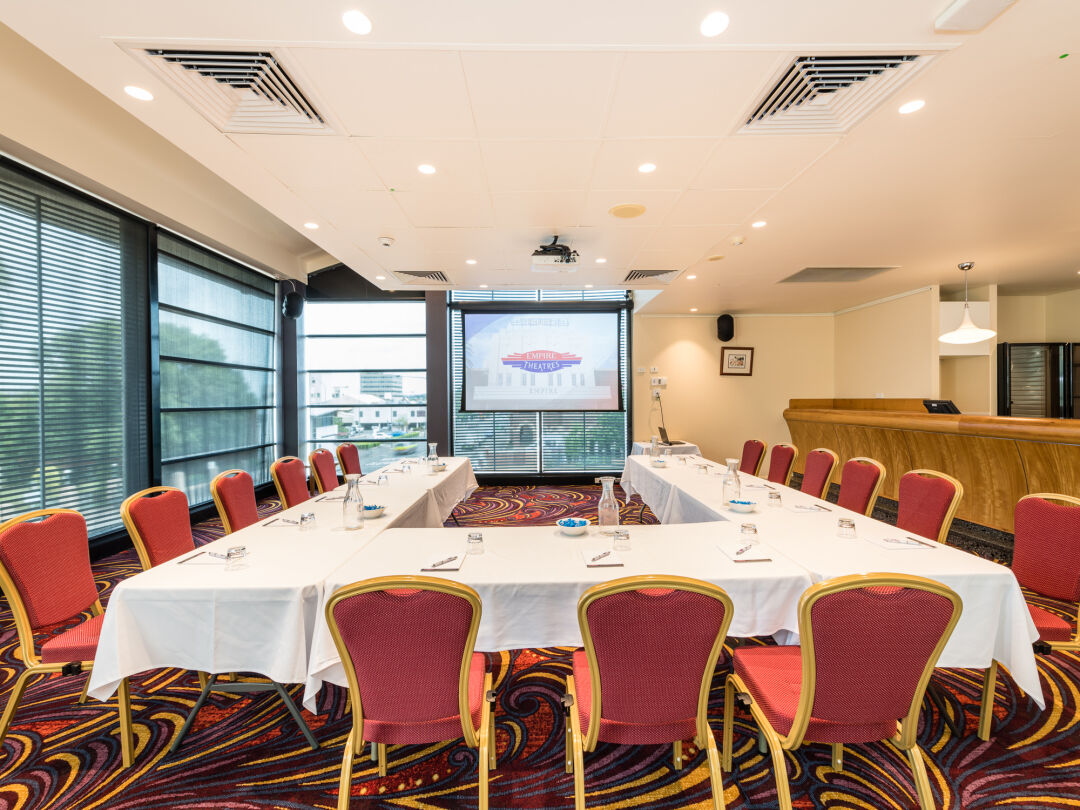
722, 460, 742, 505
427, 441, 439, 468
343, 474, 365, 531
597, 476, 620, 532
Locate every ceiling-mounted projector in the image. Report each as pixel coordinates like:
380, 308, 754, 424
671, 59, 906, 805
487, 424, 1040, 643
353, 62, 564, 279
531, 235, 579, 273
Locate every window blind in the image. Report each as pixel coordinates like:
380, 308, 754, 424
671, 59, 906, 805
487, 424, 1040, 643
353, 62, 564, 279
157, 233, 278, 505
0, 161, 149, 537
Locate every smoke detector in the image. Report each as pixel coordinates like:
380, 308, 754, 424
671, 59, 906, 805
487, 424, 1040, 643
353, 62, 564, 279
377, 236, 395, 248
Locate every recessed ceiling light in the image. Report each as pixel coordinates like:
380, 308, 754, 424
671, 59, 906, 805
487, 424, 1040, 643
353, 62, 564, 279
465, 259, 477, 265
303, 222, 319, 230
686, 274, 697, 280
124, 85, 153, 101
375, 275, 386, 280
638, 162, 657, 174
479, 284, 489, 288
752, 220, 767, 228
707, 254, 725, 262
898, 99, 925, 115
595, 257, 607, 264
609, 203, 647, 219
690, 307, 699, 312
417, 164, 437, 175
341, 10, 373, 35
700, 11, 730, 37
584, 284, 594, 289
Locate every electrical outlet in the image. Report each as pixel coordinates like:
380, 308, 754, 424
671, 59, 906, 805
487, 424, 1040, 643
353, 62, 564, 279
649, 366, 658, 373
653, 390, 661, 400
635, 367, 646, 374
650, 376, 667, 387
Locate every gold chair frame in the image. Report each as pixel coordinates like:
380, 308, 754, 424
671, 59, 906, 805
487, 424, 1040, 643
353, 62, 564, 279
336, 443, 361, 477
722, 573, 963, 810
743, 440, 768, 477
120, 486, 187, 571
567, 575, 734, 810
801, 448, 839, 500
770, 443, 800, 486
270, 455, 309, 508
0, 509, 133, 767
902, 469, 965, 544
325, 576, 494, 810
839, 457, 887, 516
308, 449, 339, 494
210, 469, 252, 535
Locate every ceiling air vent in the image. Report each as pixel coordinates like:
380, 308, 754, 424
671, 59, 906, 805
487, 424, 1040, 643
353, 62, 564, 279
779, 266, 897, 283
739, 54, 932, 135
622, 269, 680, 284
394, 270, 451, 285
130, 48, 330, 134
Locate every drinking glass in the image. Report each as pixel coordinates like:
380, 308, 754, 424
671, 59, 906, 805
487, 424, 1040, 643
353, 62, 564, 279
467, 532, 484, 555
767, 491, 782, 508
837, 518, 857, 539
613, 529, 631, 551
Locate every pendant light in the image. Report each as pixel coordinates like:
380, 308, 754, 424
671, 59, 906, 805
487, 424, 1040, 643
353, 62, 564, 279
939, 262, 996, 344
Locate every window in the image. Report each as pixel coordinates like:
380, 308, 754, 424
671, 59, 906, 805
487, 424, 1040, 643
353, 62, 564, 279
0, 161, 149, 537
449, 289, 630, 473
300, 301, 426, 472
157, 234, 278, 505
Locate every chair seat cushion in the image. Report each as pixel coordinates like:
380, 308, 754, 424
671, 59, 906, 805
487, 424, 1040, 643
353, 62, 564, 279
1028, 603, 1074, 643
733, 646, 896, 744
39, 613, 104, 664
572, 649, 697, 745
363, 652, 486, 745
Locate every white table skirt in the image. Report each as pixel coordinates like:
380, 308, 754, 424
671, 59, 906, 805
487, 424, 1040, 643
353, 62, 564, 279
87, 458, 477, 701
630, 441, 702, 456
618, 454, 1045, 708
304, 523, 815, 711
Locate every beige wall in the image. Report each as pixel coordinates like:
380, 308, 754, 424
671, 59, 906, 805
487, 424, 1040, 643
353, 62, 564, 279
940, 356, 992, 415
1045, 289, 1080, 342
998, 295, 1047, 343
632, 314, 835, 462
834, 288, 939, 398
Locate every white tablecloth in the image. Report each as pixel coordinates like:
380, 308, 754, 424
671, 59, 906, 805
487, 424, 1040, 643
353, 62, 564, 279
87, 458, 477, 701
630, 441, 702, 456
619, 454, 1044, 707
304, 523, 815, 711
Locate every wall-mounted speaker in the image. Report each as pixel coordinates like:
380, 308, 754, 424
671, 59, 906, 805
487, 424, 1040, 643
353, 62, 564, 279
282, 290, 305, 319
717, 313, 734, 342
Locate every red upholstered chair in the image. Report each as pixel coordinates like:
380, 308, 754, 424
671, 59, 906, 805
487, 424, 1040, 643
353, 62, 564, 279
211, 469, 260, 534
800, 448, 839, 500
740, 439, 768, 477
766, 443, 799, 486
121, 486, 195, 570
309, 448, 341, 494
836, 457, 887, 516
723, 574, 962, 810
566, 576, 733, 810
896, 469, 964, 544
326, 576, 495, 810
271, 456, 311, 508
336, 443, 363, 477
0, 510, 134, 766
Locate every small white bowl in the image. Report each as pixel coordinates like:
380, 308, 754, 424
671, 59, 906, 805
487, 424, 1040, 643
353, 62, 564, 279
430, 463, 447, 473
557, 518, 589, 536
363, 505, 386, 519
728, 500, 758, 514
650, 458, 668, 467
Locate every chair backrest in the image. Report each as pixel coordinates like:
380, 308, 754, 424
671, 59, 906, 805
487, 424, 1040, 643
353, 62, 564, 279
326, 576, 482, 746
836, 457, 886, 516
740, 439, 767, 477
766, 443, 798, 485
789, 573, 962, 748
1012, 493, 1080, 601
0, 510, 100, 663
800, 448, 839, 499
121, 487, 195, 570
896, 469, 963, 543
337, 443, 363, 477
577, 576, 733, 750
271, 456, 311, 508
211, 469, 259, 534
309, 449, 340, 494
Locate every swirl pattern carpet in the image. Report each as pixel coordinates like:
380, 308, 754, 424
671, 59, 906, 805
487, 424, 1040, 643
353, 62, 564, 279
0, 485, 1077, 809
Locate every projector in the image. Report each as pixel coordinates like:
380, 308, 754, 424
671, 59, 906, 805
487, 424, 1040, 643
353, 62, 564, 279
531, 235, 579, 273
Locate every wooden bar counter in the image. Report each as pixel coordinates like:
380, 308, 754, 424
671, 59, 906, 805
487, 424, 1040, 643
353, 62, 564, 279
784, 399, 1080, 532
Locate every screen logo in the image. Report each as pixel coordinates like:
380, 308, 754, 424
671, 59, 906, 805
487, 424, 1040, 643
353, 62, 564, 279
501, 350, 582, 373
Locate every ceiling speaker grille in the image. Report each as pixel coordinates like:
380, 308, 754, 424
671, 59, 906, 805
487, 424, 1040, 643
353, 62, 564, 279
394, 270, 451, 284
622, 269, 679, 284
740, 54, 932, 135
131, 48, 330, 134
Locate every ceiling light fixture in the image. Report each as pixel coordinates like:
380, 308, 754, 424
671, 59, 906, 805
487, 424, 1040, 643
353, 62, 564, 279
898, 99, 926, 114
584, 284, 594, 289
700, 11, 730, 37
690, 307, 699, 312
939, 262, 996, 345
751, 220, 767, 228
637, 162, 657, 174
375, 275, 386, 280
342, 10, 373, 35
465, 259, 477, 265
417, 164, 436, 175
595, 257, 607, 264
686, 274, 698, 280
303, 222, 319, 230
478, 284, 489, 288
124, 85, 153, 101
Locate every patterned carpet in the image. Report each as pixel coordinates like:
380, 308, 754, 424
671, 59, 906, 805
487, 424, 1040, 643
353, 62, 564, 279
0, 485, 1078, 809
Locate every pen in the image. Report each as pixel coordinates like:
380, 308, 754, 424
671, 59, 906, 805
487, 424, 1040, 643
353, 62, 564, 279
178, 551, 206, 564
734, 543, 754, 556
263, 517, 279, 526
430, 555, 458, 568
590, 550, 612, 563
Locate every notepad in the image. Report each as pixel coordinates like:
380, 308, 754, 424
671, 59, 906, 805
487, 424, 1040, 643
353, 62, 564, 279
422, 553, 465, 572
580, 548, 625, 568
716, 537, 772, 563
866, 535, 937, 551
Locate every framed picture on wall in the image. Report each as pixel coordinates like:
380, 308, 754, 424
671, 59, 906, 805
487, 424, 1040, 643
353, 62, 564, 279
720, 346, 754, 376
